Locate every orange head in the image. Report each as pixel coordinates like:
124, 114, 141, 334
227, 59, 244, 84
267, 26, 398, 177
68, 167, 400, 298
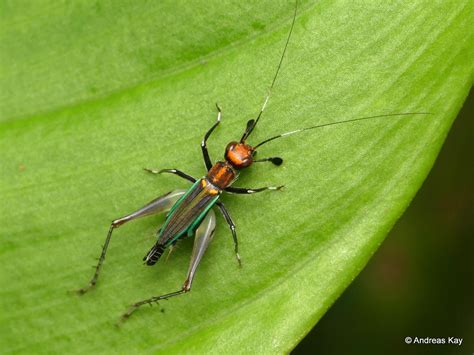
225, 141, 254, 169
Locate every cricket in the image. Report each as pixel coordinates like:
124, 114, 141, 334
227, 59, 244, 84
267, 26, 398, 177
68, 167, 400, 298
76, 0, 429, 321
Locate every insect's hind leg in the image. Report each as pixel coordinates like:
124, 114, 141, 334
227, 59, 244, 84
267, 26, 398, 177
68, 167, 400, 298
76, 190, 186, 294
120, 289, 186, 322
119, 209, 216, 322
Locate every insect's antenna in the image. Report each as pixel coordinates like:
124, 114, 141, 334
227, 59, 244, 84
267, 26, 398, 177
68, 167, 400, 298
253, 112, 432, 148
241, 0, 298, 143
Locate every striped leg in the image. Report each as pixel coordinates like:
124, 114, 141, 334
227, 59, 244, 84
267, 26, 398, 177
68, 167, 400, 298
201, 104, 222, 170
144, 168, 196, 183
216, 201, 241, 266
225, 185, 284, 194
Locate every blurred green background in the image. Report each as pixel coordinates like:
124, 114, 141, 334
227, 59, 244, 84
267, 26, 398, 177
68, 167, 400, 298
295, 89, 473, 354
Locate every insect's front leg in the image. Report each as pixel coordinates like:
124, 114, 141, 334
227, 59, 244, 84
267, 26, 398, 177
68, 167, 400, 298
143, 168, 196, 183
225, 185, 284, 194
201, 104, 222, 170
216, 201, 241, 267
75, 190, 186, 294
119, 209, 216, 323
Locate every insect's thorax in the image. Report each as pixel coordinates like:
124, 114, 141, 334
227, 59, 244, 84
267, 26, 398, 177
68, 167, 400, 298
206, 161, 239, 189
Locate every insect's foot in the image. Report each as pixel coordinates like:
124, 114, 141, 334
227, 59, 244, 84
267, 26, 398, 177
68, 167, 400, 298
73, 282, 95, 295
75, 288, 87, 295
276, 185, 285, 191
119, 304, 139, 324
236, 253, 242, 268
143, 168, 159, 174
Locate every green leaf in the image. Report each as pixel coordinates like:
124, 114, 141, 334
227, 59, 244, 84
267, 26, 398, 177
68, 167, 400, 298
1, 0, 472, 353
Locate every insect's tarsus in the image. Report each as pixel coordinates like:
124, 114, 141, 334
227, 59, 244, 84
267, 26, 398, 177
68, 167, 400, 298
118, 290, 181, 325
241, 0, 299, 143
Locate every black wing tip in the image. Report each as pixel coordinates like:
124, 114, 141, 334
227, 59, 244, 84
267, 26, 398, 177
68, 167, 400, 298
143, 244, 165, 266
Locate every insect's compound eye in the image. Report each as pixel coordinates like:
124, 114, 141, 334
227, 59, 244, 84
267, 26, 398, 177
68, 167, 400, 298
225, 141, 253, 169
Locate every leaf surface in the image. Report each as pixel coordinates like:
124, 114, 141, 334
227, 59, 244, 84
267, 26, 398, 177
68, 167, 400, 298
0, 0, 472, 353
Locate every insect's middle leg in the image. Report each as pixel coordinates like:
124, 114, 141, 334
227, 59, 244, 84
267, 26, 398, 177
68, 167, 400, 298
225, 185, 284, 194
143, 168, 196, 183
76, 190, 186, 294
201, 104, 222, 170
119, 209, 216, 323
216, 201, 241, 266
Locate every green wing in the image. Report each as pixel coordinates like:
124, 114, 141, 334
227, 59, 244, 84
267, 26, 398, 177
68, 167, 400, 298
157, 179, 220, 247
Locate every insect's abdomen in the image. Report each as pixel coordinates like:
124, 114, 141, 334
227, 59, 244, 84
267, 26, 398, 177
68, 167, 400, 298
143, 244, 165, 265
157, 179, 220, 249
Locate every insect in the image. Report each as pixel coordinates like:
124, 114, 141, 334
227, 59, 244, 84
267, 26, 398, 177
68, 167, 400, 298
76, 0, 429, 321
